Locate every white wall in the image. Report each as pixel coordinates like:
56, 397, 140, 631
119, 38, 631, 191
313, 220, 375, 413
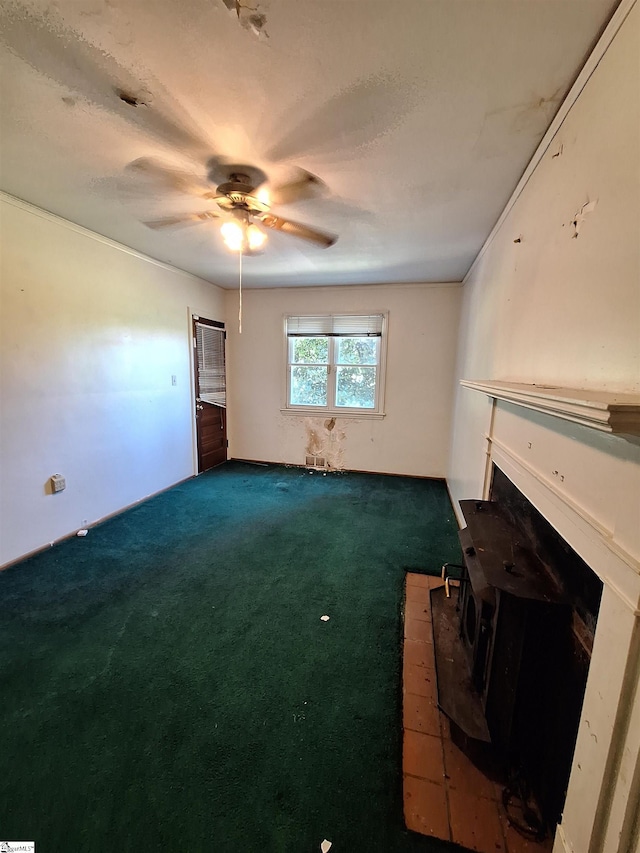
0, 195, 225, 567
446, 7, 640, 853
224, 283, 461, 478
448, 1, 639, 510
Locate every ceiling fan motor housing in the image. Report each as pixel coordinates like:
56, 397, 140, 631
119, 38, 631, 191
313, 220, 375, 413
215, 175, 270, 216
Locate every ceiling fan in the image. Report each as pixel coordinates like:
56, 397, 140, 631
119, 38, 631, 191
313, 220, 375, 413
139, 158, 338, 254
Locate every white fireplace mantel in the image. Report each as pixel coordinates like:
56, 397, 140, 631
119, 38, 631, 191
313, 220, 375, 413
459, 383, 640, 853
460, 380, 640, 438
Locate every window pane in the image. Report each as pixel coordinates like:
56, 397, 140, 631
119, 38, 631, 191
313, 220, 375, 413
335, 366, 376, 408
290, 366, 328, 406
336, 337, 377, 365
290, 337, 329, 364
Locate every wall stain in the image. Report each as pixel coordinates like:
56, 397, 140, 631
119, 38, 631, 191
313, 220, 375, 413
304, 418, 347, 470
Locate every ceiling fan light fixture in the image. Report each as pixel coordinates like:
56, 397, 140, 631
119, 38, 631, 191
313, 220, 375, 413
247, 223, 267, 251
221, 220, 244, 251
221, 220, 267, 253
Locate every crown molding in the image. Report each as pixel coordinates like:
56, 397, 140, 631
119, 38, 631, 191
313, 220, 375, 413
0, 190, 223, 289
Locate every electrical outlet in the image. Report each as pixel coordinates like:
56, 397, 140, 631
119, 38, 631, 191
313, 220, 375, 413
51, 474, 66, 493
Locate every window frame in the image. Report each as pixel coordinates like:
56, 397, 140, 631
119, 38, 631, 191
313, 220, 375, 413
282, 313, 388, 418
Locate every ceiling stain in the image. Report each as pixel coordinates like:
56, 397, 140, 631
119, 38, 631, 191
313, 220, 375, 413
221, 0, 268, 38
511, 86, 564, 133
116, 88, 150, 108
0, 2, 212, 158
472, 85, 566, 159
485, 85, 565, 123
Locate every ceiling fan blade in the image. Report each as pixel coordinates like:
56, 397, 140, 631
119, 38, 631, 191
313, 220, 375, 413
128, 158, 216, 199
269, 170, 328, 206
259, 214, 337, 248
143, 211, 220, 229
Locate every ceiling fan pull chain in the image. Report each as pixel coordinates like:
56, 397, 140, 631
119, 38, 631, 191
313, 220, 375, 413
238, 246, 243, 335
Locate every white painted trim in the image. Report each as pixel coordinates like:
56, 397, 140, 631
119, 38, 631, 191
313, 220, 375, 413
462, 0, 638, 286
0, 189, 465, 298
188, 309, 199, 477
0, 190, 223, 289
553, 823, 574, 853
489, 435, 639, 576
461, 380, 640, 436
490, 440, 640, 615
280, 408, 386, 420
445, 480, 464, 528
482, 398, 497, 499
247, 280, 463, 295
487, 434, 613, 541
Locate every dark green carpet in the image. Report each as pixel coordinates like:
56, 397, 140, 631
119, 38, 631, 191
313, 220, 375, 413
0, 462, 464, 852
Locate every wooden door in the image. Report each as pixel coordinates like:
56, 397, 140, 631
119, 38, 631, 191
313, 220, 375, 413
193, 317, 227, 472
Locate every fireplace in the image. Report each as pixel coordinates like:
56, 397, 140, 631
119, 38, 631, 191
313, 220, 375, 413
450, 383, 640, 853
435, 464, 602, 834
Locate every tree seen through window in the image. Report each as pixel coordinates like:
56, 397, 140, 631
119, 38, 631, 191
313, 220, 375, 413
288, 334, 379, 409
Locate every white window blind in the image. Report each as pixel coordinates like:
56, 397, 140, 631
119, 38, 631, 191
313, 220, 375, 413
286, 314, 383, 337
196, 323, 226, 407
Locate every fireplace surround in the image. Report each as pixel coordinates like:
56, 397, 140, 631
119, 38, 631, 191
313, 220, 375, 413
453, 468, 603, 830
454, 386, 640, 853
434, 474, 602, 836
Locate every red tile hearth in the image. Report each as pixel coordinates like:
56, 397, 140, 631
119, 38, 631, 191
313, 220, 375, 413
402, 573, 552, 853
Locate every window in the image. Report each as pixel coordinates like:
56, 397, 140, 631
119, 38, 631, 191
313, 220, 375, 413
285, 314, 386, 416
195, 321, 226, 407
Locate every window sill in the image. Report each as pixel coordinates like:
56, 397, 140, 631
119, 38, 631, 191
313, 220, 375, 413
280, 407, 386, 420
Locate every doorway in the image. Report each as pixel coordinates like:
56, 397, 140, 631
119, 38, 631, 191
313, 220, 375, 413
193, 316, 227, 472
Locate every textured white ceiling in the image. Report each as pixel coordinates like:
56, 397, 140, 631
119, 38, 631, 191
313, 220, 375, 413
0, 0, 618, 288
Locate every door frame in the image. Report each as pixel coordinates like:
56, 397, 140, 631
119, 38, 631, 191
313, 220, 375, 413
189, 309, 226, 475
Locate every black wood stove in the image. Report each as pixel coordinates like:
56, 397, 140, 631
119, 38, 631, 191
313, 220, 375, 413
432, 479, 599, 832
457, 500, 566, 757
